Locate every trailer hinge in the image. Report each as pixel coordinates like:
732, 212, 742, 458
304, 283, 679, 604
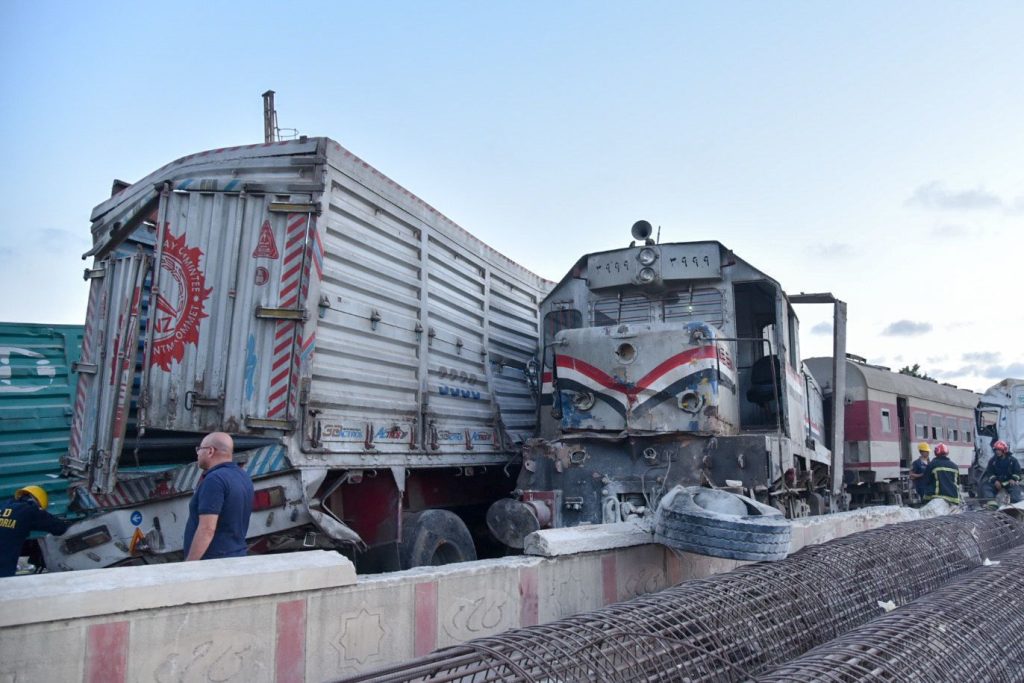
267, 201, 320, 214
72, 361, 98, 374
245, 416, 295, 431
255, 306, 307, 321
83, 267, 106, 280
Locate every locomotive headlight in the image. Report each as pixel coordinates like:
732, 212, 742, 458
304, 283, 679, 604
637, 267, 656, 283
638, 247, 658, 266
571, 391, 596, 411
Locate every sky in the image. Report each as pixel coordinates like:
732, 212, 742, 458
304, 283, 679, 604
2, 1, 1022, 393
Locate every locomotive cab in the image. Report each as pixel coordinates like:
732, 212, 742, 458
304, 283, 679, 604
488, 223, 838, 549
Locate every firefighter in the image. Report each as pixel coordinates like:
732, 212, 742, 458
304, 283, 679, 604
980, 440, 1023, 504
908, 442, 931, 503
923, 443, 961, 504
0, 486, 70, 577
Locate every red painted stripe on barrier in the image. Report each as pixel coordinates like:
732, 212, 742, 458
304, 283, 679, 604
275, 599, 306, 683
519, 567, 539, 627
414, 582, 438, 656
602, 554, 618, 605
86, 621, 129, 683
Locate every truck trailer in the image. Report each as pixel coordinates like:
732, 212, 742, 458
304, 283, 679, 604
42, 138, 551, 572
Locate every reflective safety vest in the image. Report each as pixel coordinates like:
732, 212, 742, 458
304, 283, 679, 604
924, 456, 961, 504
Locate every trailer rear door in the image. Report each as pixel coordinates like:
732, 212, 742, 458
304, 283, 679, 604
65, 252, 150, 493
141, 189, 318, 434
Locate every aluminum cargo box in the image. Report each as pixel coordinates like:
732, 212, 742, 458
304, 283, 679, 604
71, 138, 552, 493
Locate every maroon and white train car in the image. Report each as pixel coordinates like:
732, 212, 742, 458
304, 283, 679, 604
806, 356, 978, 503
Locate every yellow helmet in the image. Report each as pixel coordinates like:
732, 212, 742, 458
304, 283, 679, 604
917, 442, 931, 454
15, 485, 48, 510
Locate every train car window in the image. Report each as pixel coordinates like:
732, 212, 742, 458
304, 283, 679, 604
914, 412, 928, 439
959, 418, 972, 443
945, 417, 957, 442
930, 415, 942, 440
881, 409, 892, 432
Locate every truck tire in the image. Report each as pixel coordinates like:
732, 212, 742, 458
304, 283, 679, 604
399, 509, 478, 569
654, 517, 791, 560
654, 486, 791, 561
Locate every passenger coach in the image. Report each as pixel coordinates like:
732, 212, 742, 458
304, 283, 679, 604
806, 356, 978, 505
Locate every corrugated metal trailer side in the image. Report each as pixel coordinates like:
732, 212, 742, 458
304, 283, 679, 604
0, 322, 84, 515
298, 142, 549, 467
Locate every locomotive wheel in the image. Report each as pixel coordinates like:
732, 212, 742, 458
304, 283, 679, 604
654, 486, 792, 561
399, 509, 478, 569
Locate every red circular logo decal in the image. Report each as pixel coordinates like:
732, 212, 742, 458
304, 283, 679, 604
151, 229, 212, 371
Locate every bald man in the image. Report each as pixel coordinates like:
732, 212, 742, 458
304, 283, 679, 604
183, 432, 254, 561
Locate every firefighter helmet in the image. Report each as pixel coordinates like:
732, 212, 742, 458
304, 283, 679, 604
15, 485, 48, 510
917, 442, 931, 454
934, 443, 950, 457
993, 440, 1010, 453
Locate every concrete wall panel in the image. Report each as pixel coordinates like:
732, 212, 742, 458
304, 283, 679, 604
130, 600, 277, 682
0, 620, 86, 682
305, 580, 416, 680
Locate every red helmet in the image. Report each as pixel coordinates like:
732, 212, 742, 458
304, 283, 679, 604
934, 443, 949, 457
993, 440, 1010, 453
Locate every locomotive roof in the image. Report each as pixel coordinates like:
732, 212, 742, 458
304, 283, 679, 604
806, 357, 979, 408
544, 240, 784, 301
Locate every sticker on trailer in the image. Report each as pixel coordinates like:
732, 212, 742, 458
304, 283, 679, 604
252, 220, 280, 259
151, 229, 212, 371
130, 510, 143, 526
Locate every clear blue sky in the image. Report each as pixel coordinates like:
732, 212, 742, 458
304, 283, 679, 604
2, 1, 1022, 391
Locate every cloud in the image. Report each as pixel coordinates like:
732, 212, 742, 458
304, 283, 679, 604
983, 363, 1024, 380
929, 224, 971, 238
945, 321, 974, 330
906, 181, 1003, 211
938, 365, 976, 379
963, 351, 1000, 364
926, 355, 947, 364
882, 320, 932, 336
810, 321, 832, 335
0, 247, 16, 261
805, 243, 854, 259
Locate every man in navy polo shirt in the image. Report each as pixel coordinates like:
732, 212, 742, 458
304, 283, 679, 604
184, 432, 254, 561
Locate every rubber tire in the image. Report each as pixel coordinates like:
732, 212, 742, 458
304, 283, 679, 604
654, 486, 792, 561
654, 517, 790, 561
399, 509, 478, 569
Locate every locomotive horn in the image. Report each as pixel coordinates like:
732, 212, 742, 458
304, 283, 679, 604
631, 220, 653, 241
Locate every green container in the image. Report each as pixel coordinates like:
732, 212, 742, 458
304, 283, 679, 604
0, 322, 84, 516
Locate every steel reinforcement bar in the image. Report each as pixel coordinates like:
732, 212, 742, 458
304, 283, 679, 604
755, 540, 1024, 682
338, 511, 1024, 683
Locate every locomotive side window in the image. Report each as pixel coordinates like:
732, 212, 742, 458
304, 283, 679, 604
881, 409, 892, 433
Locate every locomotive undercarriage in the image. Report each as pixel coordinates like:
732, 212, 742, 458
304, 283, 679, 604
498, 433, 831, 544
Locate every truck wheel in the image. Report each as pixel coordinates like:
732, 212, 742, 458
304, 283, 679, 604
399, 510, 477, 569
654, 486, 791, 561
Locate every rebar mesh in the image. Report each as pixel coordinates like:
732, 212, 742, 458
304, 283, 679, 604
338, 511, 1024, 683
756, 541, 1024, 682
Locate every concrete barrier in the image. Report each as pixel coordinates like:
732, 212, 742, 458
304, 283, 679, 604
0, 505, 929, 682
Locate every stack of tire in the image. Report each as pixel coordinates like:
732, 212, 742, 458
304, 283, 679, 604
653, 486, 792, 561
